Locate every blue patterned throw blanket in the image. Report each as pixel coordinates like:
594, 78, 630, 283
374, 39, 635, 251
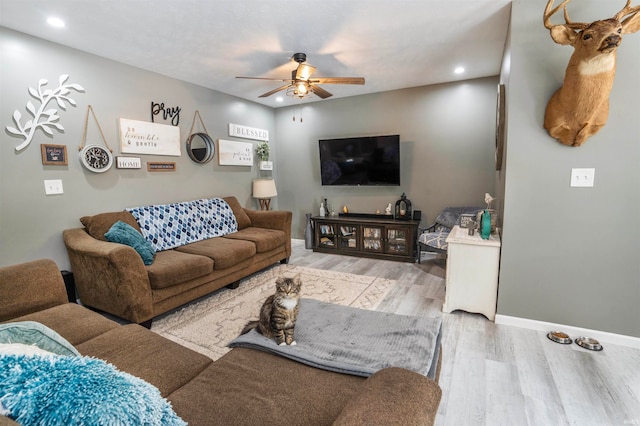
127, 198, 238, 251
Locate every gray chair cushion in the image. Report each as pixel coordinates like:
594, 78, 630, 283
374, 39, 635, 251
434, 207, 483, 230
420, 206, 483, 253
418, 230, 450, 251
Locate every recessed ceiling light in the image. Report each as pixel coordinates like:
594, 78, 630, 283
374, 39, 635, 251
47, 17, 65, 28
275, 97, 283, 102
454, 66, 465, 74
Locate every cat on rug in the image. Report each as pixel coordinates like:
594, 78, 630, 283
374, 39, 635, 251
241, 274, 302, 346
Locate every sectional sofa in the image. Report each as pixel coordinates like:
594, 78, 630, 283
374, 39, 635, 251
0, 259, 443, 425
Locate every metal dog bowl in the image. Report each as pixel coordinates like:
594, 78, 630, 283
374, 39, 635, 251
575, 337, 603, 351
547, 331, 572, 344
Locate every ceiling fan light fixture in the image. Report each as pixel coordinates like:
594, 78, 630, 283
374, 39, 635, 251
237, 52, 363, 100
286, 82, 312, 99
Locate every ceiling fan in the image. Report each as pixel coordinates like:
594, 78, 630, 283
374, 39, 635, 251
236, 52, 365, 99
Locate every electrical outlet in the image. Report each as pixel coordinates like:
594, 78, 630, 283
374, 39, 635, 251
570, 168, 595, 187
44, 179, 64, 195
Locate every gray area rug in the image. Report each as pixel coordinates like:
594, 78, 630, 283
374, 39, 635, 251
229, 298, 443, 379
152, 265, 396, 360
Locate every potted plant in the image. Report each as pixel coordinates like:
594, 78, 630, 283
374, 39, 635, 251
256, 141, 272, 170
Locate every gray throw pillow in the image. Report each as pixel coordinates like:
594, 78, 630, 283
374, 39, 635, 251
0, 321, 80, 356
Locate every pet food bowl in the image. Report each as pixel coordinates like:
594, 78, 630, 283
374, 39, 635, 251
575, 337, 603, 351
547, 331, 572, 344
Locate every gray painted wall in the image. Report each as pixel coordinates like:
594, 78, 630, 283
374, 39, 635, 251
499, 1, 640, 338
1, 28, 275, 270
274, 80, 499, 239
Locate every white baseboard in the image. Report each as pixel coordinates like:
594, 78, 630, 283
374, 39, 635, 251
495, 314, 640, 349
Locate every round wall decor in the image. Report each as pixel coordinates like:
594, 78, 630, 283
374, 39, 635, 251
186, 132, 215, 164
79, 105, 113, 173
186, 110, 215, 164
80, 144, 113, 173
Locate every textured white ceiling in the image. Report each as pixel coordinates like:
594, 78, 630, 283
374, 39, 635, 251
0, 0, 512, 108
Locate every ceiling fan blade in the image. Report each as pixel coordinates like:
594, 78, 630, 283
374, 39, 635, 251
236, 76, 293, 82
295, 64, 316, 81
310, 77, 365, 85
310, 84, 333, 99
258, 83, 292, 98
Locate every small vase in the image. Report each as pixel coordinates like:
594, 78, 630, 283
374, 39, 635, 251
481, 209, 492, 240
304, 213, 314, 249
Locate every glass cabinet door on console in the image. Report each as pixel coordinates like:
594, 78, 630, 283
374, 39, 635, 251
386, 227, 410, 256
338, 225, 358, 250
317, 223, 336, 249
362, 226, 384, 253
312, 216, 419, 263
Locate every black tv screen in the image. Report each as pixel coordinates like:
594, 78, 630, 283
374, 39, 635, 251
319, 135, 400, 186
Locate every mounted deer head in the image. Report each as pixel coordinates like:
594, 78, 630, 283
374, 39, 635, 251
543, 0, 640, 147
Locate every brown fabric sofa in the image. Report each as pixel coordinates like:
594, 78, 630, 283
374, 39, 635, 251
0, 259, 442, 425
62, 196, 292, 326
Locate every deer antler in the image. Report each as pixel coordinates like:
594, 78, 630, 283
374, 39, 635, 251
544, 0, 569, 29
614, 0, 640, 20
544, 0, 589, 30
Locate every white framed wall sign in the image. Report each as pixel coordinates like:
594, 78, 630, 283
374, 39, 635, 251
218, 139, 253, 166
119, 118, 181, 156
116, 156, 142, 169
228, 123, 269, 141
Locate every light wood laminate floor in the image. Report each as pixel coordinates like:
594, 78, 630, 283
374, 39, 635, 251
289, 240, 640, 426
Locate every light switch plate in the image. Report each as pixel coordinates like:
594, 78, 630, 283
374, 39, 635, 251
570, 168, 595, 187
44, 179, 64, 195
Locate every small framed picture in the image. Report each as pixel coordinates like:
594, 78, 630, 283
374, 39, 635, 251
41, 144, 68, 166
147, 161, 176, 172
495, 84, 506, 171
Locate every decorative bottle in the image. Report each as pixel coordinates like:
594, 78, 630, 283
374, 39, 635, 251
481, 209, 491, 240
319, 202, 326, 217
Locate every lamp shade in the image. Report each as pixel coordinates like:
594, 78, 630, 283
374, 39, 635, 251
252, 179, 277, 198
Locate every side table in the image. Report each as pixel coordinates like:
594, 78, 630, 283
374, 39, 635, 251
442, 225, 501, 321
61, 270, 78, 303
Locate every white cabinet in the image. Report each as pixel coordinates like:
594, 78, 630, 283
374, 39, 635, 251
443, 225, 501, 321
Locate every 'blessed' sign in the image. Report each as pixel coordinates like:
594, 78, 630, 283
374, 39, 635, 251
228, 123, 269, 141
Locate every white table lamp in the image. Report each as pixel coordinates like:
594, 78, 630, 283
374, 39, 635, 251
252, 179, 277, 210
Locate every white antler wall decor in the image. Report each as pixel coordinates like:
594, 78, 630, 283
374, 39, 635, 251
6, 74, 85, 152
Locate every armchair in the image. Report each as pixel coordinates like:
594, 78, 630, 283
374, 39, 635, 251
417, 206, 482, 263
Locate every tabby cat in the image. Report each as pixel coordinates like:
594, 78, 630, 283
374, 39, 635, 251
241, 274, 302, 346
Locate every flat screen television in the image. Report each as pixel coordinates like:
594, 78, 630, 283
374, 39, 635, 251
318, 135, 400, 186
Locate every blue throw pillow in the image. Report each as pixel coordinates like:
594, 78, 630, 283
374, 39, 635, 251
0, 353, 186, 425
105, 220, 155, 265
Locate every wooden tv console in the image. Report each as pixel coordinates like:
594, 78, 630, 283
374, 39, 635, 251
312, 214, 419, 262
